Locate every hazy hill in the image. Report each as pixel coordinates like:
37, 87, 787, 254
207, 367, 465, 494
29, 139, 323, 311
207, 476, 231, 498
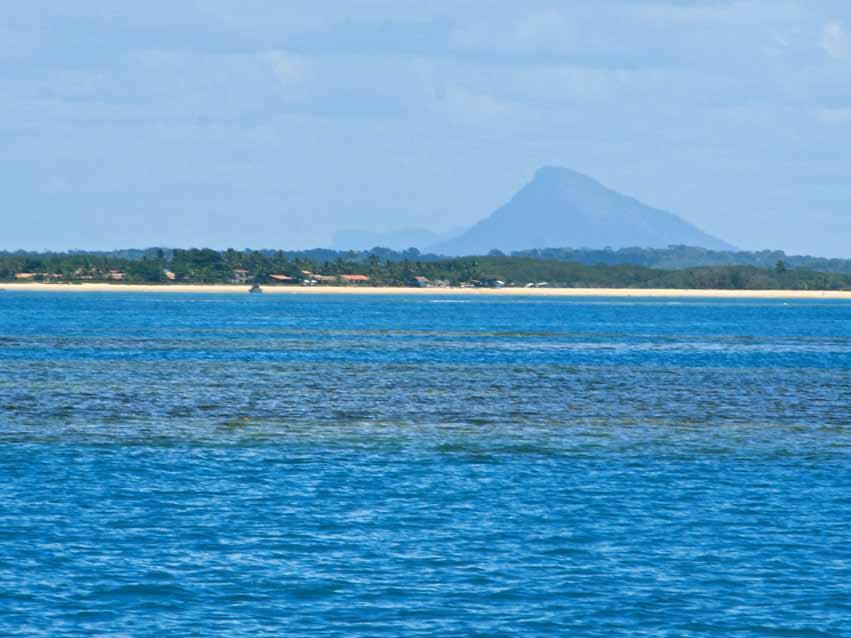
332, 227, 460, 252
431, 167, 734, 255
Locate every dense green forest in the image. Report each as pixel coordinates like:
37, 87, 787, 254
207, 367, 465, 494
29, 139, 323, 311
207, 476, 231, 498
2, 249, 851, 290
5, 244, 851, 273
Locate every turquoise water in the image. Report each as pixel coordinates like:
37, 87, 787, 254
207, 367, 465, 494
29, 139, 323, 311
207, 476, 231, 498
1, 292, 850, 637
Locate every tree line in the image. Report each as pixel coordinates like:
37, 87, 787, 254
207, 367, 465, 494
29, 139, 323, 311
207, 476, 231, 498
2, 249, 851, 290
516, 245, 851, 274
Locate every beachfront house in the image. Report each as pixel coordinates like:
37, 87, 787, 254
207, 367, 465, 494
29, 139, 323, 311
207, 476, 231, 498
230, 269, 249, 284
267, 274, 296, 285
300, 274, 336, 284
299, 270, 317, 285
17, 272, 65, 281
340, 274, 370, 284
412, 276, 430, 288
73, 268, 96, 281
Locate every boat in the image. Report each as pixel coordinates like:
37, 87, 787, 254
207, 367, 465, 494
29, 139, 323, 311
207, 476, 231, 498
248, 284, 263, 294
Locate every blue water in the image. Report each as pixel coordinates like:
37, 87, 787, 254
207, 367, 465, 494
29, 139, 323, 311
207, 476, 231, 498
1, 292, 850, 637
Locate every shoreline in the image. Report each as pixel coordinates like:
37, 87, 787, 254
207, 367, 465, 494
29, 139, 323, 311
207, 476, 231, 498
2, 283, 851, 299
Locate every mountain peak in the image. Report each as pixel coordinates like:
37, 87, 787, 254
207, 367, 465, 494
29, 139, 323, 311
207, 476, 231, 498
430, 168, 734, 255
534, 165, 585, 178
528, 166, 610, 198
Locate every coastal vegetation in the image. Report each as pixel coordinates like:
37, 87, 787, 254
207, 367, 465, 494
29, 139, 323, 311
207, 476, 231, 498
2, 248, 851, 290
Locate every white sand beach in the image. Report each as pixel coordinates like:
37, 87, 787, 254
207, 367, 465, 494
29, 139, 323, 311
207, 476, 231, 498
3, 283, 851, 299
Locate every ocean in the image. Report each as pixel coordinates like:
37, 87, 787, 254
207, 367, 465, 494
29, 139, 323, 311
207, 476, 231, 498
1, 292, 850, 637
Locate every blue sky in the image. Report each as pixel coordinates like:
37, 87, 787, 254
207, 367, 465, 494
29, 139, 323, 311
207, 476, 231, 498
2, 1, 850, 255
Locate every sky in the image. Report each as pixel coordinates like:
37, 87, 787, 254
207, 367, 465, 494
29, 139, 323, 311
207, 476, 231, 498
2, 0, 850, 256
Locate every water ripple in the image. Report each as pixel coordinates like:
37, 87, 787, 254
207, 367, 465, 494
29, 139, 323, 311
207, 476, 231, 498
1, 293, 850, 637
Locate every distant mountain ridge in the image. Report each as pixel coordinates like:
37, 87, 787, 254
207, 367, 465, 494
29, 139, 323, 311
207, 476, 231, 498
332, 227, 457, 252
431, 166, 734, 255
515, 246, 851, 274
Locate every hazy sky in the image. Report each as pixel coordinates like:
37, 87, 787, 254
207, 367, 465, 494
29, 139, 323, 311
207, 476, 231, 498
3, 1, 850, 255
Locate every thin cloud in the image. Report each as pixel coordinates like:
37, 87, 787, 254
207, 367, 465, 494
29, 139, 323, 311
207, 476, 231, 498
820, 22, 849, 59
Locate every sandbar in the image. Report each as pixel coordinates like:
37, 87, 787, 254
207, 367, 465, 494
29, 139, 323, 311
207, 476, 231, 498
2, 283, 850, 299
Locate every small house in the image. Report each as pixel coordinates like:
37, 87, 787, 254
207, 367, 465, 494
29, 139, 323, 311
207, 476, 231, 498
73, 268, 95, 280
231, 269, 249, 284
340, 274, 370, 284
